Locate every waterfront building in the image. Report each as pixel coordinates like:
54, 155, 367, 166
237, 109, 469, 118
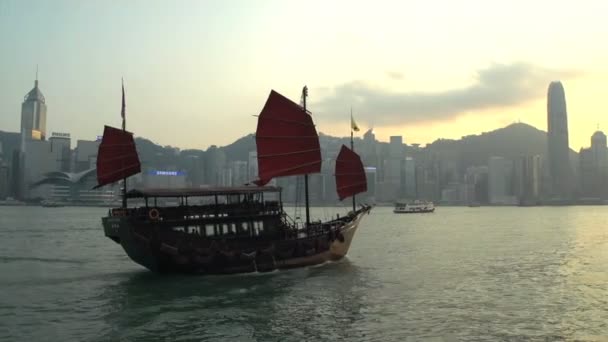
184, 155, 204, 187
204, 146, 226, 185
49, 132, 71, 172
590, 131, 608, 197
361, 129, 377, 167
515, 155, 542, 205
465, 165, 489, 204
22, 139, 55, 199
579, 131, 608, 199
74, 140, 100, 172
0, 142, 7, 199
415, 159, 440, 202
231, 160, 248, 186
381, 136, 404, 201
488, 156, 517, 205
362, 166, 377, 203
403, 157, 416, 199
248, 151, 258, 181
388, 136, 403, 157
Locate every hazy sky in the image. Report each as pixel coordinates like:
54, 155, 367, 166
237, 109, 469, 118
1, 0, 607, 151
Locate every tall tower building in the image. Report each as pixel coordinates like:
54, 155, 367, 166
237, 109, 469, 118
547, 81, 572, 198
590, 130, 607, 169
21, 74, 47, 141
580, 131, 608, 199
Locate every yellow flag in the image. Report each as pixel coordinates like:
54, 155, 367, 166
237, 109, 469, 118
351, 114, 360, 132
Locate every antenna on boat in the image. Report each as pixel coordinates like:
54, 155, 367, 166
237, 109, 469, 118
302, 85, 311, 226
121, 78, 127, 208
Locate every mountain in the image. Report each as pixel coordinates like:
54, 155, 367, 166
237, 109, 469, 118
424, 122, 578, 167
131, 122, 577, 175
215, 132, 358, 162
1, 123, 579, 176
221, 133, 255, 162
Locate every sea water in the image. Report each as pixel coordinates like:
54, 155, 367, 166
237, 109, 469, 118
0, 206, 606, 341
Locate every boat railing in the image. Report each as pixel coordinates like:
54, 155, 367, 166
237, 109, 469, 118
120, 201, 282, 221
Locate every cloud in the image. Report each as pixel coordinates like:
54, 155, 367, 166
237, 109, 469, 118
313, 63, 580, 125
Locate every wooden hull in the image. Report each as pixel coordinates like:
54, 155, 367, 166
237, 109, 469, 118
103, 207, 371, 274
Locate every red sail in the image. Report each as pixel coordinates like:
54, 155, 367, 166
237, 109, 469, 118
335, 145, 367, 200
95, 125, 141, 188
255, 90, 321, 185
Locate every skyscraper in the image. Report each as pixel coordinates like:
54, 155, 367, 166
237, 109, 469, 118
547, 81, 572, 198
488, 156, 515, 205
590, 130, 607, 171
384, 135, 403, 200
579, 131, 608, 199
516, 155, 542, 205
21, 75, 47, 141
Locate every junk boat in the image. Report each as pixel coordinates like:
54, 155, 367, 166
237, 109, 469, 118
97, 85, 371, 274
393, 200, 435, 214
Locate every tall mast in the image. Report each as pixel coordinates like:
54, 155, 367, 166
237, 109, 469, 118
350, 107, 356, 212
302, 86, 311, 226
121, 78, 127, 208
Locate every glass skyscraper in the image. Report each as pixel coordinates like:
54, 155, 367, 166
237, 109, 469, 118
547, 81, 572, 198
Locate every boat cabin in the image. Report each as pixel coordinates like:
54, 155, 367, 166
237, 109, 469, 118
110, 186, 288, 240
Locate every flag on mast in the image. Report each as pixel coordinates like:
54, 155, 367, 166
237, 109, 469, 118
121, 79, 126, 120
351, 112, 360, 132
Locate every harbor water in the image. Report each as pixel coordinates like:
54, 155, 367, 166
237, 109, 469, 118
0, 206, 606, 341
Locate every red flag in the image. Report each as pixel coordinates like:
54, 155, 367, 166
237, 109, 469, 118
121, 79, 126, 130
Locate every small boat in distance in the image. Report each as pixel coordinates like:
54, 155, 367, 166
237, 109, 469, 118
96, 85, 371, 274
0, 197, 26, 206
41, 200, 65, 208
393, 200, 435, 214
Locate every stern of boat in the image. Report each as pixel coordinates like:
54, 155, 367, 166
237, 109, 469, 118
102, 208, 164, 272
102, 209, 126, 244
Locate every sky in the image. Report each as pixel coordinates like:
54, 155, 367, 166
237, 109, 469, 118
1, 0, 608, 151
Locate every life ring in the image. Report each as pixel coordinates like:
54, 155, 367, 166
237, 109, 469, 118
148, 208, 160, 220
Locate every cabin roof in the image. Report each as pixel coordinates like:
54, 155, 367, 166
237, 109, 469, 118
126, 186, 281, 198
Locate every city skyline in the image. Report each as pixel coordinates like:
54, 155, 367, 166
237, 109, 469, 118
3, 77, 608, 205
1, 1, 608, 151
1, 73, 603, 156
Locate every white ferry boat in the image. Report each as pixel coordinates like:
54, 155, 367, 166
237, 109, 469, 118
393, 200, 435, 214
41, 200, 65, 208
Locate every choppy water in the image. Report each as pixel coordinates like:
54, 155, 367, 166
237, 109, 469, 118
0, 206, 607, 341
